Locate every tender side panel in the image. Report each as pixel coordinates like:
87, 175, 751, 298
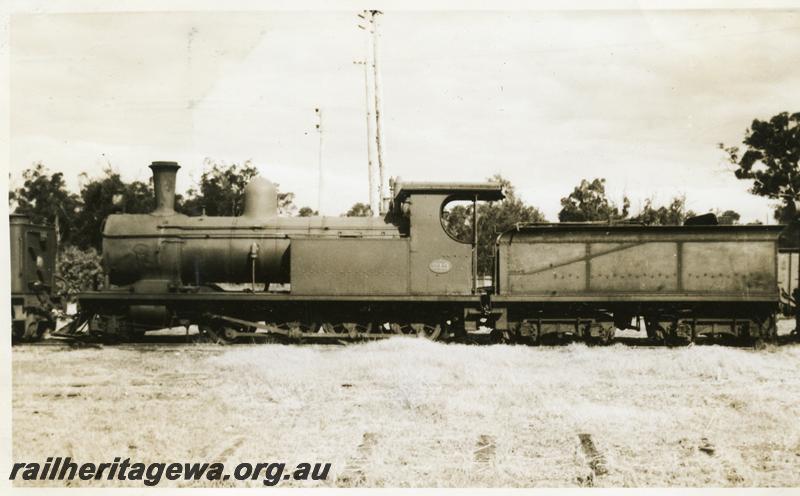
9, 223, 57, 294
291, 238, 410, 295
682, 241, 775, 293
501, 241, 682, 295
9, 222, 24, 294
504, 243, 586, 293
499, 228, 780, 300
588, 242, 678, 292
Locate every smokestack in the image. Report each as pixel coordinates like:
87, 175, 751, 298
149, 161, 180, 215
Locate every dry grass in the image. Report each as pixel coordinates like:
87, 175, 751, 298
11, 335, 800, 487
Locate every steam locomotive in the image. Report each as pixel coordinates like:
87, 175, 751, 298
66, 161, 782, 344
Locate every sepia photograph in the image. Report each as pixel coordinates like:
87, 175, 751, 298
3, 1, 800, 491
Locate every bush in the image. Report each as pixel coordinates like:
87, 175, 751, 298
56, 245, 103, 302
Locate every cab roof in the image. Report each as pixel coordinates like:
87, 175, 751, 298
393, 181, 505, 202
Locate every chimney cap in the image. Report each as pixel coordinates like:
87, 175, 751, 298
149, 161, 180, 171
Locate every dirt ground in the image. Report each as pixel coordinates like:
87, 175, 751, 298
11, 323, 800, 488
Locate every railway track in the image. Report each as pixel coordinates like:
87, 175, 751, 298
15, 330, 797, 349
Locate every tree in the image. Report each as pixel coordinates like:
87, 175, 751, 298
297, 207, 318, 217
9, 163, 82, 246
717, 210, 741, 225
443, 174, 546, 275
443, 204, 472, 241
773, 204, 794, 225
181, 159, 258, 216
344, 203, 372, 217
721, 111, 800, 224
278, 192, 297, 216
75, 168, 155, 249
629, 196, 698, 225
558, 178, 630, 222
181, 159, 296, 216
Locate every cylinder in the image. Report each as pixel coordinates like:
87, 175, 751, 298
129, 304, 170, 328
149, 161, 180, 215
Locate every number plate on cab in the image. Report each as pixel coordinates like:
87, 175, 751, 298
429, 258, 452, 274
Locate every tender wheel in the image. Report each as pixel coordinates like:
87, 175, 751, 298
515, 322, 539, 346
584, 323, 614, 346
409, 323, 442, 340
599, 326, 615, 345
761, 315, 778, 343
645, 320, 667, 344
666, 322, 693, 346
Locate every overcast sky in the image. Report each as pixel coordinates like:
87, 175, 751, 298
9, 9, 800, 221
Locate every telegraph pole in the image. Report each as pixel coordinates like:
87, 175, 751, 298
315, 107, 324, 213
358, 11, 379, 216
357, 10, 387, 216
371, 10, 387, 215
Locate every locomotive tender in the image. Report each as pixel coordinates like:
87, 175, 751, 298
73, 161, 783, 343
493, 223, 782, 343
10, 214, 58, 341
